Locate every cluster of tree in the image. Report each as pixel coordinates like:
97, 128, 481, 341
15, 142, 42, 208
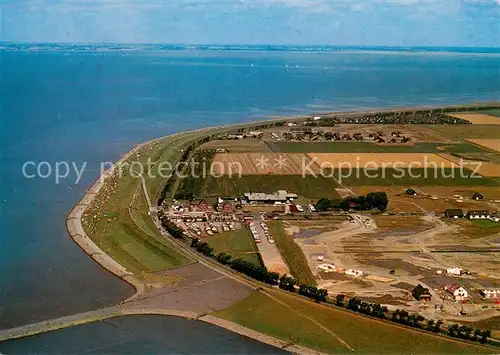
160, 219, 186, 239
447, 324, 491, 344
346, 298, 388, 319
328, 112, 472, 125
279, 275, 297, 291
391, 309, 427, 329
190, 238, 213, 256
314, 197, 338, 211
298, 285, 328, 302
229, 258, 280, 285
339, 192, 389, 212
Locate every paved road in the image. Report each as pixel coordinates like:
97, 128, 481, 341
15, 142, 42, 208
253, 215, 290, 275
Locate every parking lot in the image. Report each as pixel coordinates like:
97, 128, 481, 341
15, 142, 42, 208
250, 215, 290, 275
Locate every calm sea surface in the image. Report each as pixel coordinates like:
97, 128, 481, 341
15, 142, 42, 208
0, 48, 499, 351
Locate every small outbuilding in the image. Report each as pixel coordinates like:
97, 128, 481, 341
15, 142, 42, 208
472, 192, 484, 200
406, 188, 417, 196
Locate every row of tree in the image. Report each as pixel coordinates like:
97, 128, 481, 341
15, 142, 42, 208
447, 324, 492, 344
188, 239, 330, 303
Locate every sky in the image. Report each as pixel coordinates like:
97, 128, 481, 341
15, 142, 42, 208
0, 0, 499, 47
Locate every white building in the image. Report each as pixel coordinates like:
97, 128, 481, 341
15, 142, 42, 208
480, 288, 500, 299
444, 284, 468, 301
345, 269, 364, 278
467, 210, 490, 220
446, 267, 464, 276
317, 264, 336, 273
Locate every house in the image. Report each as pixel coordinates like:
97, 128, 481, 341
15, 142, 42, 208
190, 199, 210, 212
446, 267, 464, 276
345, 269, 364, 277
444, 209, 464, 219
472, 192, 483, 200
412, 284, 432, 301
228, 134, 245, 140
243, 190, 298, 204
466, 210, 490, 220
480, 288, 500, 299
444, 284, 468, 301
215, 148, 226, 153
221, 201, 234, 213
489, 213, 500, 222
248, 131, 263, 138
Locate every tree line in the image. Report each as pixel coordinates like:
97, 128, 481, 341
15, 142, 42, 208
315, 192, 389, 212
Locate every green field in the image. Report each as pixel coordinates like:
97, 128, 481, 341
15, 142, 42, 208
330, 168, 500, 186
268, 141, 490, 154
215, 290, 493, 354
82, 136, 196, 276
425, 125, 500, 140
207, 226, 262, 266
268, 221, 316, 286
477, 109, 500, 118
196, 175, 341, 199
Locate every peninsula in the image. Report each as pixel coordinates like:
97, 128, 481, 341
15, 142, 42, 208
3, 104, 500, 354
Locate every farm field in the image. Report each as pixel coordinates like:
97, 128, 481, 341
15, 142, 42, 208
330, 168, 499, 186
214, 289, 493, 354
211, 153, 320, 175
424, 125, 500, 140
198, 175, 341, 199
351, 186, 499, 213
269, 141, 490, 154
207, 226, 262, 266
438, 153, 500, 177
475, 109, 500, 118
307, 152, 458, 168
268, 221, 316, 286
466, 139, 500, 153
449, 113, 500, 125
199, 139, 272, 152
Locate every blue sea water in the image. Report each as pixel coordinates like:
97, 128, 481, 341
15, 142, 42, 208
0, 47, 499, 351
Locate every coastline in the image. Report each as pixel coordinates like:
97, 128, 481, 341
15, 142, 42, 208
62, 103, 500, 353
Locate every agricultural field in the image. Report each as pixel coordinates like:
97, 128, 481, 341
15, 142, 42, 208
199, 139, 272, 152
437, 153, 500, 177
214, 289, 493, 354
198, 174, 341, 199
424, 125, 500, 140
331, 168, 498, 186
206, 226, 262, 266
268, 221, 316, 286
269, 141, 489, 154
211, 153, 319, 175
307, 152, 458, 168
449, 113, 500, 125
466, 139, 500, 153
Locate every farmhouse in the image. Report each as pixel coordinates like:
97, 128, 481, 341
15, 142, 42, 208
444, 209, 464, 219
466, 210, 490, 219
446, 267, 465, 276
412, 284, 432, 301
480, 288, 500, 299
489, 213, 500, 222
406, 188, 417, 196
444, 284, 469, 301
248, 131, 264, 138
243, 190, 298, 204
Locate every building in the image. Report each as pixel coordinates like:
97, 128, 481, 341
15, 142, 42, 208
317, 264, 336, 273
412, 284, 432, 301
345, 269, 364, 277
446, 267, 465, 276
243, 190, 298, 204
406, 188, 417, 196
489, 213, 500, 222
444, 284, 468, 301
466, 210, 490, 219
248, 131, 263, 138
480, 288, 500, 299
444, 209, 464, 219
190, 199, 210, 212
